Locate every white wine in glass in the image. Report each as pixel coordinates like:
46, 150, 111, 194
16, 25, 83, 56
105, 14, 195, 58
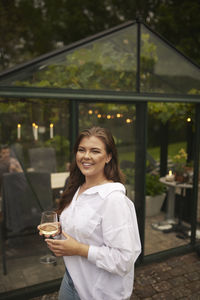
39, 223, 58, 236
39, 210, 58, 265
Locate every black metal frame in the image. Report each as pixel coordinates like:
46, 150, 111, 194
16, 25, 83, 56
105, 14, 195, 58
0, 86, 200, 103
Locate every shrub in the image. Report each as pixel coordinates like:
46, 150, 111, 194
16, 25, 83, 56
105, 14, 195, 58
146, 174, 165, 196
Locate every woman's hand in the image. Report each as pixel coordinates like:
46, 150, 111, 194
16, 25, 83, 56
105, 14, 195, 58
45, 231, 89, 258
37, 222, 61, 238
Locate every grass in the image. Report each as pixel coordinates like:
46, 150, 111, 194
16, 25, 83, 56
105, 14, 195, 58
119, 142, 187, 164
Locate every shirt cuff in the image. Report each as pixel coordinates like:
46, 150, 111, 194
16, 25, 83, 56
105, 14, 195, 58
88, 245, 99, 264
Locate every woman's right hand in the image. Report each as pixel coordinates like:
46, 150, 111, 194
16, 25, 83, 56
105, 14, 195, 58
45, 231, 89, 258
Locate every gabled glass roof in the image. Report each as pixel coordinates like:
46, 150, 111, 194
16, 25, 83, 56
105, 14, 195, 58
0, 21, 199, 96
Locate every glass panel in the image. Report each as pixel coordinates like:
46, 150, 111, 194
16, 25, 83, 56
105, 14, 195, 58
0, 97, 69, 291
141, 25, 200, 94
197, 108, 200, 242
0, 26, 138, 92
145, 101, 193, 255
79, 102, 136, 201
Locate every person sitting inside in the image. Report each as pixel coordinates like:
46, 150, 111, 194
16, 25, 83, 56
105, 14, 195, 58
0, 144, 23, 173
0, 144, 23, 195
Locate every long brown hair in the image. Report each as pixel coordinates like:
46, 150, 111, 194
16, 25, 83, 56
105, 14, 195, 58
57, 127, 124, 214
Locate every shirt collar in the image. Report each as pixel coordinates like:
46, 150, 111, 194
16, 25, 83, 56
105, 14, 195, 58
82, 182, 125, 199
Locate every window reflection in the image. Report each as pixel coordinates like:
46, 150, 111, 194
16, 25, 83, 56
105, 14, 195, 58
0, 97, 69, 282
145, 102, 194, 255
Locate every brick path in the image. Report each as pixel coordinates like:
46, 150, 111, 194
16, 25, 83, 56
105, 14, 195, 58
131, 251, 200, 300
32, 251, 200, 300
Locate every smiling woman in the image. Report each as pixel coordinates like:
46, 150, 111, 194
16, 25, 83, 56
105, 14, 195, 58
46, 127, 141, 300
76, 135, 112, 190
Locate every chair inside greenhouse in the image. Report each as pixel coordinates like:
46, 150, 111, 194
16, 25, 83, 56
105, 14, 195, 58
0, 171, 53, 275
28, 147, 57, 173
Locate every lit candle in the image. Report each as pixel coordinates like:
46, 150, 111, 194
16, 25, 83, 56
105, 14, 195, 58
35, 125, 38, 141
32, 123, 36, 140
17, 123, 21, 140
166, 170, 175, 182
50, 123, 54, 139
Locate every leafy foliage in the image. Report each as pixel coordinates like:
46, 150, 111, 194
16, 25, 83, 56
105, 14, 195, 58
172, 148, 188, 176
146, 174, 165, 196
1, 0, 200, 72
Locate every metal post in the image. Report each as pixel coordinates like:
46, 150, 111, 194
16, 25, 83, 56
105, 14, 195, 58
135, 102, 147, 262
191, 103, 200, 245
69, 100, 79, 160
136, 19, 141, 93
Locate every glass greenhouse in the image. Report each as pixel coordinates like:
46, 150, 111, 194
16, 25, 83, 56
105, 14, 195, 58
0, 20, 200, 298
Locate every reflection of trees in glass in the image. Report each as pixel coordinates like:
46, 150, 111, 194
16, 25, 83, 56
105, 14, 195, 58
15, 33, 159, 92
148, 102, 194, 125
79, 102, 136, 147
2, 27, 197, 166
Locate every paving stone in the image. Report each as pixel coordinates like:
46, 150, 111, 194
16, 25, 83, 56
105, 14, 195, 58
136, 274, 157, 286
189, 295, 200, 300
168, 275, 189, 286
152, 291, 176, 300
151, 270, 172, 282
180, 253, 199, 263
130, 293, 141, 300
168, 266, 187, 277
170, 286, 192, 298
155, 262, 173, 271
184, 271, 200, 281
167, 257, 185, 268
134, 284, 156, 298
186, 280, 200, 292
182, 261, 200, 273
152, 280, 172, 293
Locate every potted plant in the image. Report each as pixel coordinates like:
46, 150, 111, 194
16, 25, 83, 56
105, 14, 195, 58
145, 173, 166, 217
173, 148, 188, 182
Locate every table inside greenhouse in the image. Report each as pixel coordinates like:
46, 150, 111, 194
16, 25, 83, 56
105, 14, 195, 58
159, 177, 193, 223
152, 177, 193, 234
51, 172, 69, 189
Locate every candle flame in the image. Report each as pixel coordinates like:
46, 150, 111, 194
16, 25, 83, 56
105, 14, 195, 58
169, 170, 172, 176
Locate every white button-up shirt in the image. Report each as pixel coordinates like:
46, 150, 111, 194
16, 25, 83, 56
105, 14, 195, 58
60, 182, 141, 300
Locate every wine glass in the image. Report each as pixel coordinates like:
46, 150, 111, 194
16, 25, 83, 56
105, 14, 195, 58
39, 210, 58, 264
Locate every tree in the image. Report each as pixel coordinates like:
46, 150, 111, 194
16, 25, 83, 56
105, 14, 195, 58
1, 0, 199, 72
151, 0, 200, 65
